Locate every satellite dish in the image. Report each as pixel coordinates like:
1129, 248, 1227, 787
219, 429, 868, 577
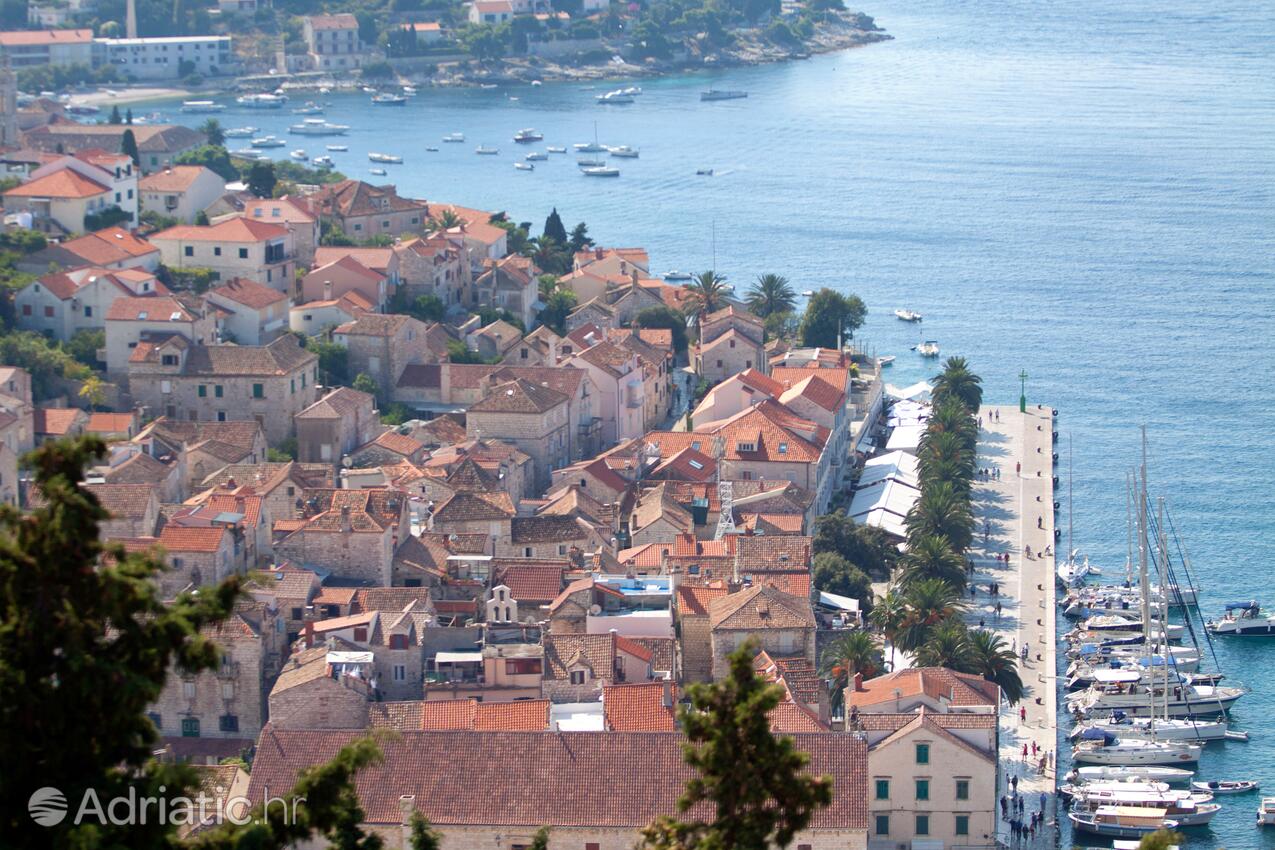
589, 604, 602, 615
341, 455, 352, 468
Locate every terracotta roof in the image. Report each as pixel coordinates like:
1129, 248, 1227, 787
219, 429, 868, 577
709, 585, 815, 631
211, 278, 288, 310
574, 339, 635, 377
771, 367, 851, 395
468, 378, 568, 415
243, 196, 316, 224
648, 447, 717, 483
354, 586, 434, 614
711, 401, 827, 462
271, 646, 332, 695
158, 524, 228, 553
493, 564, 563, 604
737, 368, 788, 397
510, 515, 592, 544
103, 451, 171, 485
139, 165, 216, 193
433, 491, 514, 523
370, 430, 421, 457
754, 651, 823, 707
306, 12, 358, 29
855, 712, 998, 733
296, 387, 374, 420
703, 304, 764, 327
604, 682, 677, 731
0, 28, 93, 45
490, 365, 585, 400
85, 412, 135, 435
6, 167, 107, 199
152, 217, 288, 243
248, 728, 869, 829
769, 700, 830, 733
180, 337, 316, 378
780, 374, 845, 413
699, 327, 765, 354
35, 227, 157, 267
869, 710, 996, 762
312, 586, 359, 606
474, 699, 550, 731
395, 363, 440, 389
311, 254, 385, 286
105, 296, 199, 322
631, 483, 694, 536
675, 581, 728, 616
734, 535, 812, 572
32, 266, 155, 301
84, 482, 154, 519
312, 246, 394, 274
34, 407, 82, 435
846, 667, 1000, 710
310, 179, 426, 219
333, 313, 411, 338
201, 460, 333, 493
543, 633, 615, 682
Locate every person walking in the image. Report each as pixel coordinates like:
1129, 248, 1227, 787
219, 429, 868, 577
1019, 705, 1027, 723
1016, 460, 1021, 475
1001, 795, 1009, 818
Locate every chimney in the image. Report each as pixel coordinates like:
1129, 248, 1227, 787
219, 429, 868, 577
398, 795, 416, 828
340, 504, 352, 532
852, 672, 864, 692
323, 279, 333, 301
302, 620, 315, 649
630, 268, 639, 287
662, 677, 673, 709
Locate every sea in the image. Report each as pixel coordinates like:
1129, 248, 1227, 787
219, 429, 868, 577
151, 0, 1275, 843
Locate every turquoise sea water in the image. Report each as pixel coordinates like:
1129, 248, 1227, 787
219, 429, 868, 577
160, 0, 1274, 843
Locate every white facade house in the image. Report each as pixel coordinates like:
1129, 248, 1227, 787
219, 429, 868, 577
139, 165, 226, 224
15, 267, 162, 342
96, 36, 235, 80
149, 217, 296, 294
205, 278, 290, 345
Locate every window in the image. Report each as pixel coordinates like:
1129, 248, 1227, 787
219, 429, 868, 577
524, 547, 533, 557
214, 247, 222, 256
389, 634, 409, 650
238, 248, 248, 259
180, 717, 200, 737
392, 664, 406, 681
252, 383, 264, 398
585, 844, 600, 850
740, 471, 753, 481
43, 306, 54, 318
955, 779, 969, 800
161, 354, 178, 366
84, 305, 92, 317
184, 246, 194, 257
506, 658, 542, 675
778, 442, 788, 454
214, 385, 223, 398
221, 681, 235, 700
182, 680, 196, 699
147, 711, 162, 729
915, 743, 930, 764
198, 385, 207, 397
716, 359, 723, 368
873, 815, 889, 836
353, 626, 368, 642
558, 544, 567, 556
955, 814, 969, 836
217, 411, 227, 421
569, 670, 586, 685
160, 380, 172, 394
915, 779, 929, 801
915, 814, 929, 836
874, 779, 889, 800
290, 607, 302, 620
21, 305, 30, 316
219, 714, 239, 732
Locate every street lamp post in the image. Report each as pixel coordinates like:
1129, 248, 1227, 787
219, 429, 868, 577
1019, 369, 1028, 413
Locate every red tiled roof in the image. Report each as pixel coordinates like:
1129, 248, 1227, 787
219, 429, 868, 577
780, 374, 845, 413
34, 407, 82, 435
211, 278, 288, 310
6, 168, 107, 199
493, 564, 564, 603
85, 412, 135, 435
138, 165, 214, 193
847, 667, 1000, 710
158, 524, 228, 553
675, 582, 729, 616
152, 217, 287, 243
0, 28, 93, 45
604, 682, 677, 731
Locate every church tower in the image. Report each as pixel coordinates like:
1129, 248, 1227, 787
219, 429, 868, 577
0, 55, 18, 149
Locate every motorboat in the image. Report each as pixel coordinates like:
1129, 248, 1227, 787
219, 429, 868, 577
878, 355, 896, 367
289, 119, 349, 136
1066, 657, 1200, 690
577, 157, 606, 168
362, 86, 377, 93
181, 100, 224, 113
574, 141, 607, 153
620, 86, 642, 95
1071, 793, 1220, 826
1193, 779, 1258, 795
894, 309, 922, 322
596, 90, 634, 104
1058, 551, 1097, 586
1069, 806, 1178, 839
513, 128, 543, 143
312, 155, 334, 168
697, 168, 714, 176
326, 144, 348, 152
663, 271, 692, 282
368, 152, 403, 164
608, 145, 639, 158
290, 149, 308, 160
443, 133, 465, 143
1061, 779, 1172, 800
292, 101, 324, 115
250, 135, 286, 148
1259, 798, 1275, 825
369, 168, 387, 176
1070, 714, 1233, 743
525, 152, 547, 161
426, 146, 439, 152
372, 93, 408, 106
1066, 679, 1247, 718
66, 104, 100, 115
402, 86, 417, 95
1068, 765, 1195, 784
1080, 614, 1182, 639
475, 146, 499, 155
237, 93, 287, 109
1072, 734, 1201, 765
1206, 601, 1275, 636
223, 126, 257, 138
701, 89, 748, 101
581, 166, 620, 177
514, 162, 534, 171
916, 340, 940, 357
546, 145, 566, 153
229, 149, 265, 160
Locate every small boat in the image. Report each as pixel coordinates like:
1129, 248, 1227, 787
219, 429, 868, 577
582, 166, 620, 177
312, 155, 334, 168
250, 135, 286, 148
524, 152, 547, 161
1192, 780, 1259, 795
877, 356, 896, 367
608, 145, 639, 158
290, 149, 308, 160
1067, 680, 1247, 718
237, 93, 288, 109
362, 86, 377, 93
289, 119, 350, 136
701, 89, 748, 101
229, 149, 265, 160
1072, 793, 1220, 827
894, 308, 923, 322
369, 167, 387, 176
181, 100, 224, 113
443, 133, 465, 143
916, 340, 940, 357
1069, 766, 1195, 784
546, 146, 567, 153
479, 83, 498, 90
514, 162, 534, 171
696, 168, 714, 176
67, 104, 101, 115
403, 86, 417, 95
292, 101, 324, 115
663, 270, 692, 282
574, 124, 607, 153
326, 144, 348, 152
1206, 601, 1275, 636
1059, 551, 1096, 586
1069, 806, 1178, 839
1259, 798, 1275, 825
1071, 715, 1233, 743
223, 126, 257, 138
531, 80, 543, 86
368, 152, 403, 164
513, 128, 543, 143
577, 157, 606, 168
426, 146, 439, 152
1061, 779, 1173, 800
621, 86, 642, 95
475, 145, 500, 155
372, 93, 408, 105
596, 90, 634, 104
1072, 735, 1201, 765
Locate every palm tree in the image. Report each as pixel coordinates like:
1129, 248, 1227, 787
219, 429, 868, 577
683, 270, 731, 319
925, 397, 978, 454
819, 630, 884, 711
914, 619, 975, 670
916, 430, 975, 493
869, 588, 908, 671
906, 481, 974, 554
897, 578, 967, 652
966, 629, 1025, 704
198, 117, 224, 147
899, 534, 967, 592
933, 356, 983, 413
526, 235, 568, 274
430, 208, 462, 231
745, 273, 796, 318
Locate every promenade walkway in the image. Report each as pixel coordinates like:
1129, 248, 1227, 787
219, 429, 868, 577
968, 403, 1058, 848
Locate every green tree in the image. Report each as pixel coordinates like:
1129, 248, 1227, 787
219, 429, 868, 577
537, 289, 577, 336
77, 374, 107, 410
926, 397, 978, 455
247, 161, 277, 199
199, 117, 225, 146
429, 208, 462, 231
121, 128, 140, 166
898, 534, 967, 592
932, 356, 983, 413
1138, 829, 1186, 850
684, 270, 730, 319
640, 637, 833, 850
352, 372, 378, 396
745, 273, 796, 318
409, 294, 446, 322
896, 578, 967, 652
635, 305, 690, 356
407, 812, 442, 850
175, 144, 238, 181
0, 331, 90, 399
530, 826, 551, 850
916, 429, 975, 496
811, 510, 895, 579
108, 104, 122, 124
966, 629, 1024, 704
868, 588, 908, 671
543, 207, 568, 245
905, 480, 974, 554
65, 328, 105, 368
125, 107, 133, 125
568, 221, 593, 253
526, 235, 569, 275
307, 340, 350, 385
818, 631, 882, 711
798, 289, 866, 349
811, 551, 873, 613
445, 338, 487, 365
914, 619, 974, 670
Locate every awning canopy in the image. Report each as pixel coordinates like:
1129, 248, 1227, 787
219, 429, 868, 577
818, 591, 862, 613
435, 651, 483, 664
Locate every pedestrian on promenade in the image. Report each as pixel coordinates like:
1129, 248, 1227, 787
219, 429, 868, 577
996, 467, 1001, 480
1039, 791, 1047, 811
1037, 516, 1043, 529
996, 601, 1003, 617
1001, 796, 1008, 818
979, 617, 985, 629
1011, 774, 1018, 791
1022, 743, 1028, 757
1016, 461, 1021, 474
1019, 705, 1027, 723
971, 585, 977, 599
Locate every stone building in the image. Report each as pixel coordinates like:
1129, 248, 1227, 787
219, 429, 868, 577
707, 585, 816, 680
309, 179, 427, 239
695, 305, 767, 385
464, 378, 570, 491
333, 313, 436, 399
294, 387, 380, 466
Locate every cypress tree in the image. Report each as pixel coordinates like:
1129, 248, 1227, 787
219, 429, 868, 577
121, 128, 139, 166
543, 207, 567, 245
108, 104, 122, 124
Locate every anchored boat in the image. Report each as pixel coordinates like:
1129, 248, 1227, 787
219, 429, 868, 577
1206, 601, 1275, 636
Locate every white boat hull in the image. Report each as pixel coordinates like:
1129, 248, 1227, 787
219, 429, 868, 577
1072, 718, 1229, 742
1069, 766, 1194, 783
1073, 744, 1201, 765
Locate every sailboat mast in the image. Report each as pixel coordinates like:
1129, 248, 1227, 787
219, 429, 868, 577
1125, 471, 1134, 585
1137, 428, 1154, 729
1068, 435, 1074, 562
1156, 496, 1171, 722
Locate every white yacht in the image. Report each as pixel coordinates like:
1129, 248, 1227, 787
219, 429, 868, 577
1072, 735, 1201, 765
371, 93, 408, 106
700, 89, 748, 101
894, 308, 922, 322
916, 340, 940, 357
581, 166, 619, 177
223, 126, 257, 138
1067, 679, 1246, 718
326, 144, 348, 152
608, 145, 639, 158
1206, 601, 1275, 636
237, 93, 288, 109
513, 128, 543, 143
1068, 765, 1194, 784
1071, 793, 1219, 826
181, 100, 224, 113
475, 146, 499, 155
524, 152, 547, 161
368, 152, 403, 164
292, 101, 324, 115
576, 157, 606, 168
877, 355, 896, 367
546, 145, 567, 153
443, 133, 465, 143
514, 161, 534, 171
289, 119, 350, 136
289, 149, 308, 160
1259, 798, 1275, 825
250, 135, 286, 148
1069, 806, 1178, 839
369, 167, 387, 176
1058, 551, 1096, 586
1071, 715, 1232, 743
312, 155, 334, 168
596, 90, 635, 104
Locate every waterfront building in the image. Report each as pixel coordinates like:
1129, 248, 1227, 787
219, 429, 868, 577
0, 28, 94, 68
302, 13, 363, 70
96, 35, 235, 80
